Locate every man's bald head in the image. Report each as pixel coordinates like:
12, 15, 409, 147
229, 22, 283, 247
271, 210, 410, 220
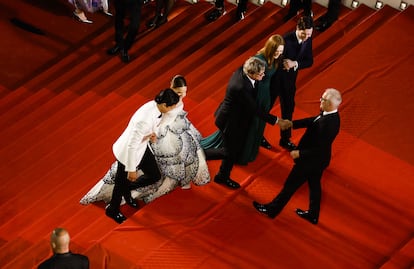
50, 228, 70, 254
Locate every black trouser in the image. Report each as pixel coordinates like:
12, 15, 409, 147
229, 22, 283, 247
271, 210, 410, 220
114, 0, 142, 51
109, 146, 160, 211
325, 0, 341, 23
279, 76, 297, 142
286, 0, 312, 17
268, 164, 324, 218
154, 0, 174, 17
216, 132, 236, 179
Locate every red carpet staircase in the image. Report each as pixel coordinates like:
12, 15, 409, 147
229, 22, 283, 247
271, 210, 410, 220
0, 1, 413, 268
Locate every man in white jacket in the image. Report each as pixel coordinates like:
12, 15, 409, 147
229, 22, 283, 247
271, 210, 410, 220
106, 88, 180, 223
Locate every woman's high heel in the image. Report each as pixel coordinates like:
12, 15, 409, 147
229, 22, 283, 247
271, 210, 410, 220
73, 11, 93, 24
102, 9, 113, 16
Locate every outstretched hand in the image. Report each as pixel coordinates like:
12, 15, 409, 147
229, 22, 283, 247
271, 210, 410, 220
290, 150, 300, 159
277, 119, 292, 130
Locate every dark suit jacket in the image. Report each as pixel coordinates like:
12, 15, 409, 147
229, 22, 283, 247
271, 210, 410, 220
293, 112, 340, 172
215, 67, 277, 159
280, 31, 313, 88
38, 252, 89, 269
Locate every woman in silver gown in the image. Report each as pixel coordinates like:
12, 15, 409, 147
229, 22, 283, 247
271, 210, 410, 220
80, 75, 210, 205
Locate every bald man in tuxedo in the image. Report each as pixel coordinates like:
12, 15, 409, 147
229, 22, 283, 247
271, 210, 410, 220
253, 88, 342, 225
38, 228, 89, 269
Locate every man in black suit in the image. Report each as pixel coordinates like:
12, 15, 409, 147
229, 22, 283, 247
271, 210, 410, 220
253, 88, 342, 224
269, 16, 313, 151
214, 57, 292, 190
38, 228, 89, 269
107, 0, 142, 63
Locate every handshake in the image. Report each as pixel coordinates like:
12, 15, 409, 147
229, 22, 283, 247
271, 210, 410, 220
277, 119, 292, 130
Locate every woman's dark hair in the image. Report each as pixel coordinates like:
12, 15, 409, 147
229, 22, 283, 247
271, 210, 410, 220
171, 75, 187, 88
154, 88, 180, 107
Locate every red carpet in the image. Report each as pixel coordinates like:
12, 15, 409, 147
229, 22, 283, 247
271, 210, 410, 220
0, 1, 413, 268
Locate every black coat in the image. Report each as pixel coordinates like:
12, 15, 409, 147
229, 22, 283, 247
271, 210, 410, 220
215, 67, 277, 159
279, 31, 313, 91
38, 252, 89, 269
293, 112, 340, 172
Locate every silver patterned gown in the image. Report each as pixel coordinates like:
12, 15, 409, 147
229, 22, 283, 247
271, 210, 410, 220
80, 102, 210, 205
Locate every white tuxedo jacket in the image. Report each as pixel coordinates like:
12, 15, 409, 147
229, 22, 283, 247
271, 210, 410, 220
113, 101, 163, 172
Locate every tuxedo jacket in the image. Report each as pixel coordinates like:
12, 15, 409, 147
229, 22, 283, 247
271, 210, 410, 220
293, 112, 340, 172
215, 67, 277, 158
38, 252, 89, 269
113, 100, 163, 172
281, 31, 313, 86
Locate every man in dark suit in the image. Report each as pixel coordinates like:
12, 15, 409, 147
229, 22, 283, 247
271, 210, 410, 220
38, 228, 89, 269
269, 16, 314, 151
253, 88, 342, 224
107, 0, 142, 63
214, 57, 292, 190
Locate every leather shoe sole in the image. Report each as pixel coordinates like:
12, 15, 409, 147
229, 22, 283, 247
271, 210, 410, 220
206, 8, 226, 22
105, 206, 127, 224
261, 137, 272, 149
279, 140, 297, 151
214, 175, 240, 189
107, 45, 121, 55
253, 201, 277, 218
315, 20, 331, 32
296, 208, 318, 224
120, 49, 130, 63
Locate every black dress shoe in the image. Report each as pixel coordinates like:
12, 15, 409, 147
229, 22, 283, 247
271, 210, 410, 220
146, 14, 166, 28
261, 137, 272, 149
283, 12, 296, 22
120, 49, 130, 63
252, 201, 277, 218
155, 15, 167, 27
107, 45, 121, 55
296, 208, 318, 224
236, 11, 245, 21
214, 175, 240, 189
125, 197, 139, 208
105, 205, 127, 224
315, 20, 331, 32
206, 8, 226, 22
279, 140, 297, 151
